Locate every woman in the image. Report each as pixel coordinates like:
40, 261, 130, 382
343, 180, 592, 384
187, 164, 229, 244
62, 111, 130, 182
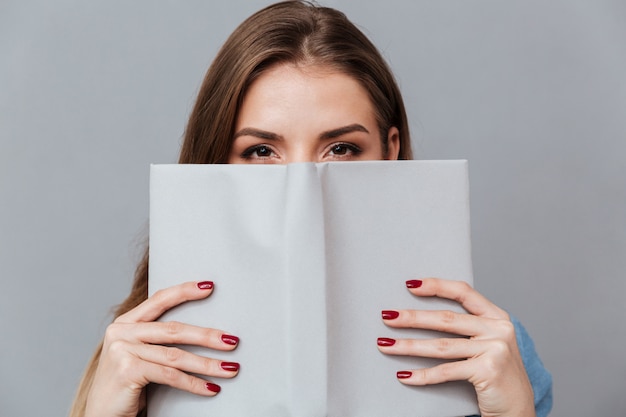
70, 2, 552, 417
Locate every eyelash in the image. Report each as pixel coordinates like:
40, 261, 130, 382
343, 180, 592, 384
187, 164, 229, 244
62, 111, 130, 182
327, 142, 362, 157
239, 142, 363, 160
240, 144, 276, 159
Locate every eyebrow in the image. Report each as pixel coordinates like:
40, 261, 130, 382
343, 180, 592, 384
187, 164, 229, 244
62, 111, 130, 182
233, 128, 282, 141
319, 124, 369, 140
233, 124, 369, 141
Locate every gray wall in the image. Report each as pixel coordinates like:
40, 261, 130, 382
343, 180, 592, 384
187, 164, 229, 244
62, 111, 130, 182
1, 1, 625, 416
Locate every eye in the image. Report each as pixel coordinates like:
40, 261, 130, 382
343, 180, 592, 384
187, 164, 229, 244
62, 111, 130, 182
241, 144, 276, 159
327, 142, 362, 158
331, 144, 349, 155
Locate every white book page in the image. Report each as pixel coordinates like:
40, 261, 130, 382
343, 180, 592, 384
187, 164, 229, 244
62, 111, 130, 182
148, 164, 327, 417
321, 161, 478, 417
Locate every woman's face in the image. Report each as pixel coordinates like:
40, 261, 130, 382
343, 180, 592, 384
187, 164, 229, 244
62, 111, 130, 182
228, 64, 399, 164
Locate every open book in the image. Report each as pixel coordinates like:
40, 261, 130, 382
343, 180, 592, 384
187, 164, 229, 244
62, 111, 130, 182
148, 160, 479, 417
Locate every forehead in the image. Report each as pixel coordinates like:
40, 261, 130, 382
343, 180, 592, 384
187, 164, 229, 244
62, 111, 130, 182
236, 63, 378, 130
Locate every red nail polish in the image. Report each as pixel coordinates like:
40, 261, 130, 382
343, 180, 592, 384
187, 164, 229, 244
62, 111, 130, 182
220, 361, 240, 372
197, 281, 214, 290
206, 382, 221, 393
397, 371, 412, 379
221, 334, 239, 345
382, 310, 399, 320
377, 337, 396, 347
406, 279, 423, 289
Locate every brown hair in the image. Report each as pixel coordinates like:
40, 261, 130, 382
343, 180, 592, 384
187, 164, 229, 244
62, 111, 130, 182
70, 2, 412, 416
180, 0, 412, 163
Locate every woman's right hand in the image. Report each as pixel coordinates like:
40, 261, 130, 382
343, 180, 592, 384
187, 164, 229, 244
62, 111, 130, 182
84, 281, 239, 417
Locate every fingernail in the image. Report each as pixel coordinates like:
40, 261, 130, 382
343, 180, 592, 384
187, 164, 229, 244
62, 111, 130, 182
382, 310, 399, 320
377, 337, 396, 347
220, 361, 240, 372
221, 334, 239, 346
197, 281, 214, 290
206, 382, 221, 393
397, 371, 412, 379
406, 279, 423, 288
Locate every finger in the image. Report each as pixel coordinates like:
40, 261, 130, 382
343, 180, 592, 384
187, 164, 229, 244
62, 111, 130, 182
133, 344, 240, 378
381, 309, 489, 337
136, 358, 223, 396
377, 336, 487, 360
405, 278, 509, 320
117, 281, 215, 323
105, 321, 239, 351
395, 359, 476, 386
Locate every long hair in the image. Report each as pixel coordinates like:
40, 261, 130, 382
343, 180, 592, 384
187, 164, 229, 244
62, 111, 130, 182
70, 2, 412, 416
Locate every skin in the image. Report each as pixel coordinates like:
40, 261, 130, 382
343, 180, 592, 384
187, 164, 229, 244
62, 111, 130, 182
85, 282, 238, 417
228, 64, 400, 164
381, 278, 536, 417
85, 64, 535, 417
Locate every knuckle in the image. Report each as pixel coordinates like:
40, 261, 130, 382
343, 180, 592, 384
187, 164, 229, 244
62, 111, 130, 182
400, 338, 420, 355
405, 309, 419, 324
416, 367, 430, 384
165, 321, 184, 339
151, 288, 171, 305
107, 339, 130, 357
437, 310, 457, 331
491, 339, 511, 356
435, 338, 452, 354
165, 346, 183, 363
441, 310, 456, 324
453, 281, 472, 303
166, 320, 182, 333
499, 309, 511, 321
185, 373, 199, 390
483, 339, 513, 371
201, 356, 217, 374
107, 340, 139, 380
160, 365, 179, 382
104, 323, 121, 342
480, 355, 500, 375
496, 319, 516, 341
202, 327, 215, 346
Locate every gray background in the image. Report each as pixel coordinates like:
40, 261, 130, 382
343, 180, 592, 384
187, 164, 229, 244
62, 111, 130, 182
1, 0, 624, 416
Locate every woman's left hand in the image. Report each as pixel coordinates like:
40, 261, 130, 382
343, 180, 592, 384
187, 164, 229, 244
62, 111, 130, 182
377, 278, 536, 417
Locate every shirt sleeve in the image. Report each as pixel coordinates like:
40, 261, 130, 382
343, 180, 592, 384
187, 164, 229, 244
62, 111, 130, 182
511, 315, 553, 417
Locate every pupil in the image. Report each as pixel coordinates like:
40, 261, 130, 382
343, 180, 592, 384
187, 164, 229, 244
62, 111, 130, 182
257, 146, 270, 156
333, 145, 346, 155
